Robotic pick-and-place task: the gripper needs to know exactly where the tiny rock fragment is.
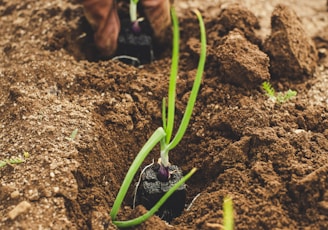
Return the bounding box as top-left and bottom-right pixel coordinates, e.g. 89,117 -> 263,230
8,201 -> 31,220
53,186 -> 60,193
263,4 -> 318,79
10,191 -> 20,199
206,222 -> 223,229
318,201 -> 328,212
27,188 -> 40,201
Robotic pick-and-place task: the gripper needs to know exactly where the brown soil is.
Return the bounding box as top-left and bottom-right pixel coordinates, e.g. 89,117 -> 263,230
1,0 -> 328,229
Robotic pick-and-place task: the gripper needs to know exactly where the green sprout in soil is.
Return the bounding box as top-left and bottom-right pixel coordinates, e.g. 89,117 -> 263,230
23,151 -> 30,159
110,7 -> 206,228
223,196 -> 234,230
262,81 -> 297,104
130,0 -> 144,33
0,156 -> 26,169
130,0 -> 139,22
65,128 -> 79,142
69,128 -> 79,140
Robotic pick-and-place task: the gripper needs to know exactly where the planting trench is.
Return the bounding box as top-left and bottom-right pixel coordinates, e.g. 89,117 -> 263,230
1,0 -> 328,229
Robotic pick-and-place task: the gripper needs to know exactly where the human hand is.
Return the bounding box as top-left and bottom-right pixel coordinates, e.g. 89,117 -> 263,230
82,0 -> 172,57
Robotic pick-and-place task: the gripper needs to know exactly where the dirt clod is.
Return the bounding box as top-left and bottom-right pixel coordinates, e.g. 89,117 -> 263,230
216,3 -> 261,45
263,4 -> 318,79
213,29 -> 270,88
8,201 -> 32,220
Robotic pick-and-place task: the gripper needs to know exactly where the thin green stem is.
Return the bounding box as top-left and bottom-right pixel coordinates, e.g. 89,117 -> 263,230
165,7 -> 179,144
110,127 -> 166,220
130,0 -> 139,22
168,9 -> 206,150
162,98 -> 167,132
160,146 -> 169,167
223,196 -> 234,230
112,168 -> 197,228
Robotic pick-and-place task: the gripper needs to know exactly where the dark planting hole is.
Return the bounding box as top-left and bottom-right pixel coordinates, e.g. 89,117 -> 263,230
67,16 -> 154,65
114,18 -> 154,66
135,163 -> 186,222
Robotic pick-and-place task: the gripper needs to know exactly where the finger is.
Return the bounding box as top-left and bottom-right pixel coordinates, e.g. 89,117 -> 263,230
141,0 -> 172,44
83,0 -> 120,56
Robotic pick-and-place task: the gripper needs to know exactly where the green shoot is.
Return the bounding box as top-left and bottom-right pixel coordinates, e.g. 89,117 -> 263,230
130,0 -> 139,22
70,128 -> 79,140
65,128 -> 79,141
276,89 -> 297,104
167,9 -> 206,150
262,81 -> 297,104
0,157 -> 25,169
110,7 -> 206,228
165,6 -> 180,145
162,98 -> 167,131
23,151 -> 30,159
223,196 -> 234,230
160,8 -> 206,167
0,160 -> 6,168
262,81 -> 275,100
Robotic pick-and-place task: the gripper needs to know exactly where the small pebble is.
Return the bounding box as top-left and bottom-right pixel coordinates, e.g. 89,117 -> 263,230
318,201 -> 328,211
8,201 -> 31,220
27,188 -> 40,201
53,187 -> 59,193
10,191 -> 20,199
293,129 -> 306,134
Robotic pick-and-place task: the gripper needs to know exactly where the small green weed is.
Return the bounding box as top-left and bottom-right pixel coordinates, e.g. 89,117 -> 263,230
65,128 -> 79,141
0,156 -> 26,169
262,81 -> 297,104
